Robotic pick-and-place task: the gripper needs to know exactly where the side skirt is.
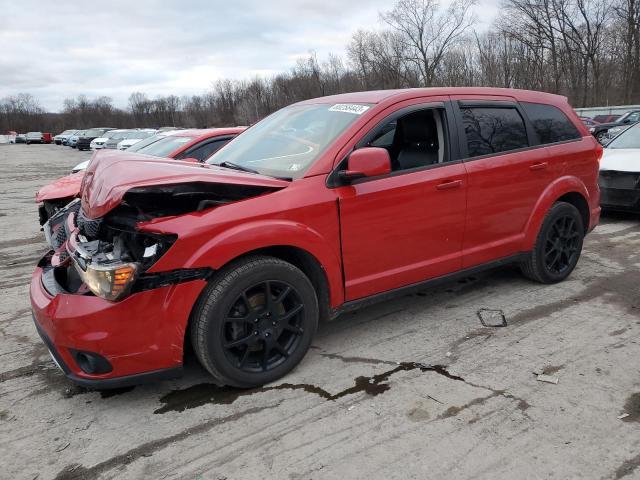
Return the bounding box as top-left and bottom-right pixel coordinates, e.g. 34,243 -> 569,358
331,252 -> 530,318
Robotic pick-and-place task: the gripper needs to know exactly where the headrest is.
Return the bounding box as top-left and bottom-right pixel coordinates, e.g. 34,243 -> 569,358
400,112 -> 437,147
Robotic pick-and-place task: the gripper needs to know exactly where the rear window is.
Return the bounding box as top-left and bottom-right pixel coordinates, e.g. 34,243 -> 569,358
461,106 -> 528,157
522,102 -> 581,144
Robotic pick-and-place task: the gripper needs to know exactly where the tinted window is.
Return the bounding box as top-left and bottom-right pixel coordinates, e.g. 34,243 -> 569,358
462,107 -> 528,157
178,139 -> 229,161
522,102 -> 581,144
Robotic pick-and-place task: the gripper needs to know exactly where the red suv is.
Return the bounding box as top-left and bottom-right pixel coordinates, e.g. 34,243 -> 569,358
30,88 -> 601,389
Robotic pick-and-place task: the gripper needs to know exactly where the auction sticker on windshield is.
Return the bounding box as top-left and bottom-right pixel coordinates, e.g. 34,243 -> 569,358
328,104 -> 370,115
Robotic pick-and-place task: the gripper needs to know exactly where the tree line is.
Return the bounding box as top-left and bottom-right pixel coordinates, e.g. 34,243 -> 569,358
2,0 -> 639,133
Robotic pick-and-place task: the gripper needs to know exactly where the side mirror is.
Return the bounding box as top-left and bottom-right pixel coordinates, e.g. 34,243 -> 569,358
339,147 -> 391,183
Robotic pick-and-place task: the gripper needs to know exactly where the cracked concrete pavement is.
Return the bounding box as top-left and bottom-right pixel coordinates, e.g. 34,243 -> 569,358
0,144 -> 639,480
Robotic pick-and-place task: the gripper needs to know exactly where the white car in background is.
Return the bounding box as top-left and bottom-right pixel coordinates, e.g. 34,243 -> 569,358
599,122 -> 640,213
54,129 -> 78,145
89,129 -> 121,150
71,130 -> 174,173
116,129 -> 157,150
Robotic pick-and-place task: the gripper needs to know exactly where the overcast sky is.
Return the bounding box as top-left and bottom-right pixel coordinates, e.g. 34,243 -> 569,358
0,0 -> 499,111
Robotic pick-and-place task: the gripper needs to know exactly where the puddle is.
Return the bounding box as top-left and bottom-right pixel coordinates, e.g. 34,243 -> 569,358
155,362 -> 463,414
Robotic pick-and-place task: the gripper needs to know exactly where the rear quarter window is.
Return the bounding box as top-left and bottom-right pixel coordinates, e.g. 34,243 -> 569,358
521,102 -> 581,144
461,106 -> 529,157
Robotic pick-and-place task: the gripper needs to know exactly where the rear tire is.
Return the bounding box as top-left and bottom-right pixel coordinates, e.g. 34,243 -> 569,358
190,255 -> 319,388
520,202 -> 584,284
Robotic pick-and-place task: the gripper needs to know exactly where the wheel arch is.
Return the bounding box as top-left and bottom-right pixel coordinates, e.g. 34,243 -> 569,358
523,176 -> 591,250
182,245 -> 333,366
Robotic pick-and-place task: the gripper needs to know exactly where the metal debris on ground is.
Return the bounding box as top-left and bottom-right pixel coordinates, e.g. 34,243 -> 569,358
536,374 -> 559,384
477,308 -> 507,327
618,413 -> 630,420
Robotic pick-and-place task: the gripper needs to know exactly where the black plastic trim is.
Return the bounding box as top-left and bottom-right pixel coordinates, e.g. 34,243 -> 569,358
132,267 -> 213,293
33,315 -> 71,375
331,253 -> 529,317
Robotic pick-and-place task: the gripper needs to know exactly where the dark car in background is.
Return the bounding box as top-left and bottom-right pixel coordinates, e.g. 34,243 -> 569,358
590,110 -> 640,143
75,128 -> 116,151
15,134 -> 26,144
593,114 -> 621,124
580,117 -> 599,128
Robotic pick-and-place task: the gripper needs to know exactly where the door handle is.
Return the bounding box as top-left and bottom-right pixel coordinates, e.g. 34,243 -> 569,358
529,162 -> 548,171
436,179 -> 462,190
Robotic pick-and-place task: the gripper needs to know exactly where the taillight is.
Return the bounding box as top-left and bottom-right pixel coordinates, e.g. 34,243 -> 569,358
595,142 -> 604,163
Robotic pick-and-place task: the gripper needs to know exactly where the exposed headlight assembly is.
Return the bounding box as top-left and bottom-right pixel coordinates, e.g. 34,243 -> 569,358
69,236 -> 139,301
74,259 -> 139,301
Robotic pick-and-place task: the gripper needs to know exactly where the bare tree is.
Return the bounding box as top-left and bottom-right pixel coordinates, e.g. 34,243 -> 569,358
380,0 -> 477,85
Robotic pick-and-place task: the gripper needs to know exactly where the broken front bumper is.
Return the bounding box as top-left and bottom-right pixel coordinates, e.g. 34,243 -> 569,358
599,171 -> 640,212
30,258 -> 207,388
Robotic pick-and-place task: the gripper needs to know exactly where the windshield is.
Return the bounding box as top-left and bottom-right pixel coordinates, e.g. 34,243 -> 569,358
136,135 -> 196,157
607,123 -> 640,149
101,130 -> 119,139
133,130 -> 155,139
109,131 -> 131,141
126,133 -> 166,153
205,103 -> 371,179
84,128 -> 107,137
616,111 -> 640,124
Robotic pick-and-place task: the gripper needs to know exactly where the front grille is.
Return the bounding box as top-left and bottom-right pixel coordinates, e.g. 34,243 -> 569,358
599,171 -> 640,190
77,208 -> 103,238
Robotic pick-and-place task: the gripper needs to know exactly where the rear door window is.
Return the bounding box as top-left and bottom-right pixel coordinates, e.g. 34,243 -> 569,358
461,106 -> 529,157
521,102 -> 581,144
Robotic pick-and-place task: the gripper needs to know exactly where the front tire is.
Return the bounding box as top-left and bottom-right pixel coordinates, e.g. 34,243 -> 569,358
191,255 -> 319,388
521,202 -> 584,284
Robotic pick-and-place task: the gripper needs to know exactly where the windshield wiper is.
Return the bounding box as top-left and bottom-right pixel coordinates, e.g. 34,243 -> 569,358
217,161 -> 260,175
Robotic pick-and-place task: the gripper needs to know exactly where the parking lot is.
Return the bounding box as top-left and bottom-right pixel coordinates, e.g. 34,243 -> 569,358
0,144 -> 639,480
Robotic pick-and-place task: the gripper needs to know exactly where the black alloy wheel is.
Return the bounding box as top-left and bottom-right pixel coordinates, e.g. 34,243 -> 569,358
543,215 -> 581,275
191,256 -> 318,388
222,280 -> 305,373
520,201 -> 584,283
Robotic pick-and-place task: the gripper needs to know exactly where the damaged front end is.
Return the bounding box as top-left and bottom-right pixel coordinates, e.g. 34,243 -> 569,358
41,179 -> 280,301
41,197 -> 202,302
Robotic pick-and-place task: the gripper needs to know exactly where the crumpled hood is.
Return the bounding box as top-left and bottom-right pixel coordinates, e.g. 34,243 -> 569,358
81,149 -> 289,218
600,149 -> 640,173
36,171 -> 84,202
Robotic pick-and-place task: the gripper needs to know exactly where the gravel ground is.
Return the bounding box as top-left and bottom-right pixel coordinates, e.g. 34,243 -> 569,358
1,144 -> 639,480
